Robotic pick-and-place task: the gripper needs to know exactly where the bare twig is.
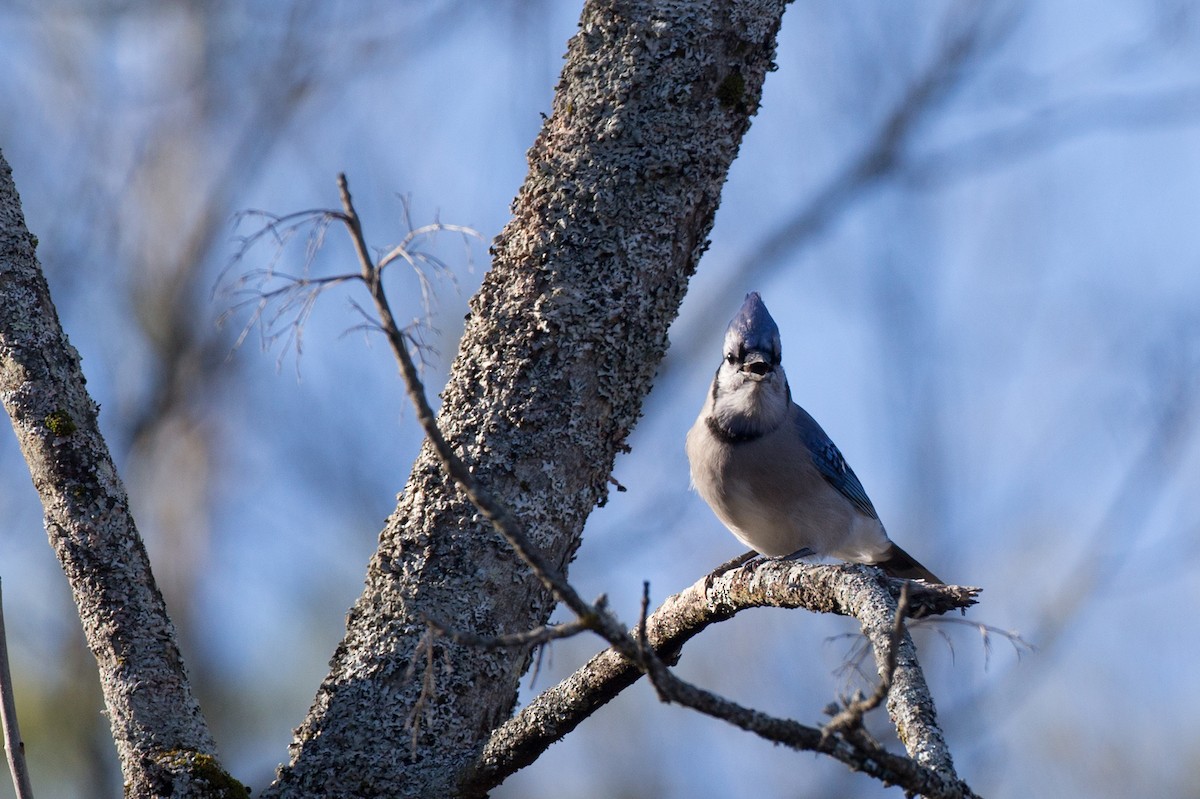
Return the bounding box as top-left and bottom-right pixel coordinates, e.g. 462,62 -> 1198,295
219,207 -> 355,368
635,582 -> 667,702
423,611 -> 600,651
405,627 -> 441,754
830,613 -> 1032,691
0,580 -> 34,799
922,616 -> 1036,670
219,191 -> 480,371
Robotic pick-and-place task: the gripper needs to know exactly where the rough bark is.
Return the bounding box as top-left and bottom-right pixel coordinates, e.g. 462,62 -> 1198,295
0,152 -> 238,797
265,1 -> 790,796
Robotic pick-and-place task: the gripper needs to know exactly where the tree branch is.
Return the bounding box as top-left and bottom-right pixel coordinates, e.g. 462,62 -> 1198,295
0,151 -> 238,797
256,171 -> 982,797
465,560 -> 979,796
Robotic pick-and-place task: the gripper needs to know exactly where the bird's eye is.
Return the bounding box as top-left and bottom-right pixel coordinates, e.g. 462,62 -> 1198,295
724,353 -> 738,365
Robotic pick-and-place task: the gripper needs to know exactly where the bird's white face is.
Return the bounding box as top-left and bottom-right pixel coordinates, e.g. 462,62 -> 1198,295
708,329 -> 791,437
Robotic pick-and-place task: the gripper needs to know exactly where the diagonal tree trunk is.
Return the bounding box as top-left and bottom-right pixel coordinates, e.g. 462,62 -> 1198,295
265,1 -> 790,796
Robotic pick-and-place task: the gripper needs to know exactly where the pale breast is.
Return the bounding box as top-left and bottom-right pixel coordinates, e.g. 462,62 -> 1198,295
687,414 -> 891,560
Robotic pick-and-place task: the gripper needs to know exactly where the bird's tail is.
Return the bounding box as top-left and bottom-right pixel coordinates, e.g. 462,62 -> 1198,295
875,543 -> 942,584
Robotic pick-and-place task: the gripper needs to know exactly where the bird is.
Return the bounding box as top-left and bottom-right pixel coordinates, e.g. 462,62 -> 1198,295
685,292 -> 942,583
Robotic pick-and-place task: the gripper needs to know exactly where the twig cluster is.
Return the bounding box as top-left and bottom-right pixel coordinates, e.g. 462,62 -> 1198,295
219,187 -> 477,371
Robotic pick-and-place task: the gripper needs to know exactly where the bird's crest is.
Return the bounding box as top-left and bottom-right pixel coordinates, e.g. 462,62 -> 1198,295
725,291 -> 781,360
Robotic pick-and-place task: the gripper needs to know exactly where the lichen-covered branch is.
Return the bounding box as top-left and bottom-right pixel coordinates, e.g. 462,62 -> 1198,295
467,560 -> 979,796
0,152 -> 237,797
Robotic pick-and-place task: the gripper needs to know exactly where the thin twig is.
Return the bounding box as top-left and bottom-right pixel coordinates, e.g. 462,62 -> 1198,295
404,627 -> 440,755
636,582 -> 668,701
0,579 -> 35,799
424,611 -> 600,651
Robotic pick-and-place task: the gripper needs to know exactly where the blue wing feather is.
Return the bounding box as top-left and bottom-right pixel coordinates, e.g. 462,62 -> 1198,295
794,405 -> 879,519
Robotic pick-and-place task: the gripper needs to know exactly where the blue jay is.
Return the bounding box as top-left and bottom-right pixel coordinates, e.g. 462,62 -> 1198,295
686,292 -> 941,583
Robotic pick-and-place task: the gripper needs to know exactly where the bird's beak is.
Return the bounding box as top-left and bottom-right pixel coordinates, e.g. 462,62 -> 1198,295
742,351 -> 772,380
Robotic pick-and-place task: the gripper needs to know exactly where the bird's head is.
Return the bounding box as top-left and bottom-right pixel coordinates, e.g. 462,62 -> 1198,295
708,292 -> 790,438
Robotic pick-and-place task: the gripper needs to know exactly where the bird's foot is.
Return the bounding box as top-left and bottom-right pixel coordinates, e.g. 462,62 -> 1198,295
704,549 -> 759,592
772,547 -> 816,562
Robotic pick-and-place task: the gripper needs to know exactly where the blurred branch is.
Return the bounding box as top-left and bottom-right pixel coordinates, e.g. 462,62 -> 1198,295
696,5 -> 1010,316
906,82 -> 1200,187
948,360 -> 1199,736
0,579 -> 35,799
680,3 -> 1200,354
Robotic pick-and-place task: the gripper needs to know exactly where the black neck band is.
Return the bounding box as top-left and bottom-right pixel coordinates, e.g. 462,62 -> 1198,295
705,416 -> 763,445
